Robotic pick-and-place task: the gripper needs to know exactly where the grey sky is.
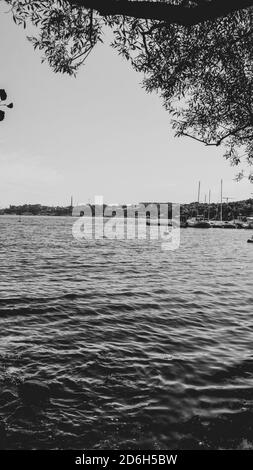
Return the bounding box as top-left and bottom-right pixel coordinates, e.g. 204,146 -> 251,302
0,5 -> 252,207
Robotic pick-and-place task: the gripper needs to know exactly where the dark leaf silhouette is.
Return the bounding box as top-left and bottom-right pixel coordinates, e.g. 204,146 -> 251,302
0,110 -> 5,121
0,89 -> 7,101
7,103 -> 14,109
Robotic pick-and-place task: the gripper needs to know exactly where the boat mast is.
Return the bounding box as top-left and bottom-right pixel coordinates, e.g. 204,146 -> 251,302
197,181 -> 200,218
208,189 -> 211,221
220,179 -> 223,222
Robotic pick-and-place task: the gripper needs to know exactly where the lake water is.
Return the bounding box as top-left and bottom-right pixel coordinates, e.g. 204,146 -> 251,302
0,216 -> 253,449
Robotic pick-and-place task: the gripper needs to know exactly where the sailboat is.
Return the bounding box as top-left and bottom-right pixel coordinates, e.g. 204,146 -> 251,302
210,180 -> 236,228
187,182 -> 211,228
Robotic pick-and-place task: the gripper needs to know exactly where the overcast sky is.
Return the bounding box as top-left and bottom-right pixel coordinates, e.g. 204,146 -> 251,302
0,5 -> 252,207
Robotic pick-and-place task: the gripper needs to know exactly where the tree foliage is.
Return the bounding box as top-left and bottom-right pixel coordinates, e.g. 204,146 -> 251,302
4,1 -> 253,180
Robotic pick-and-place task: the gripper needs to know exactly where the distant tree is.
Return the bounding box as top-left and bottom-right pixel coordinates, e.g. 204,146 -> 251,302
3,1 -> 253,180
0,89 -> 13,121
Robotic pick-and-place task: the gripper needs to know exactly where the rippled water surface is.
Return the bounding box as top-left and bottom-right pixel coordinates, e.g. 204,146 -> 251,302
0,216 -> 253,449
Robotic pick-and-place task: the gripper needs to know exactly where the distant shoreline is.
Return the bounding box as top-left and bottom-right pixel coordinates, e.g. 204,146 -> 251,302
0,198 -> 253,221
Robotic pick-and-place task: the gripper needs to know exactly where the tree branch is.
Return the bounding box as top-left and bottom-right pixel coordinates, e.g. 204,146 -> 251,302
181,123 -> 252,146
181,132 -> 219,146
69,0 -> 253,25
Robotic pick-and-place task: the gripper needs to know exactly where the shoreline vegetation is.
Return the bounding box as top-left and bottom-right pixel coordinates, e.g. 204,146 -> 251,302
0,198 -> 253,222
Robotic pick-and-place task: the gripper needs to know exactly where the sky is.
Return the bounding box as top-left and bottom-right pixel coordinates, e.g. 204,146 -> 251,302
0,4 -> 252,207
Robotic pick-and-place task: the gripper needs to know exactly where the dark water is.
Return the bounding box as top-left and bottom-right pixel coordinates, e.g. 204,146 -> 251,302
0,216 -> 253,449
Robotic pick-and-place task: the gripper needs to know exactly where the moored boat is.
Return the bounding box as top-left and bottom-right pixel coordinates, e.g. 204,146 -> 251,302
180,221 -> 188,228
246,217 -> 253,229
210,220 -> 224,228
187,217 -> 211,228
223,221 -> 236,229
146,219 -> 172,226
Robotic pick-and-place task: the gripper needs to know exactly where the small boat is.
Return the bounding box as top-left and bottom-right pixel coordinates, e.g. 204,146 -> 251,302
247,238 -> 253,243
246,217 -> 253,229
223,222 -> 236,229
210,220 -> 224,228
180,221 -> 188,228
210,221 -> 236,229
187,217 -> 211,228
146,219 -> 172,227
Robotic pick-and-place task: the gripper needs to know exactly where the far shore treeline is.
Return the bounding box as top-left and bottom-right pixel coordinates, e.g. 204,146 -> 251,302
1,199 -> 253,221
